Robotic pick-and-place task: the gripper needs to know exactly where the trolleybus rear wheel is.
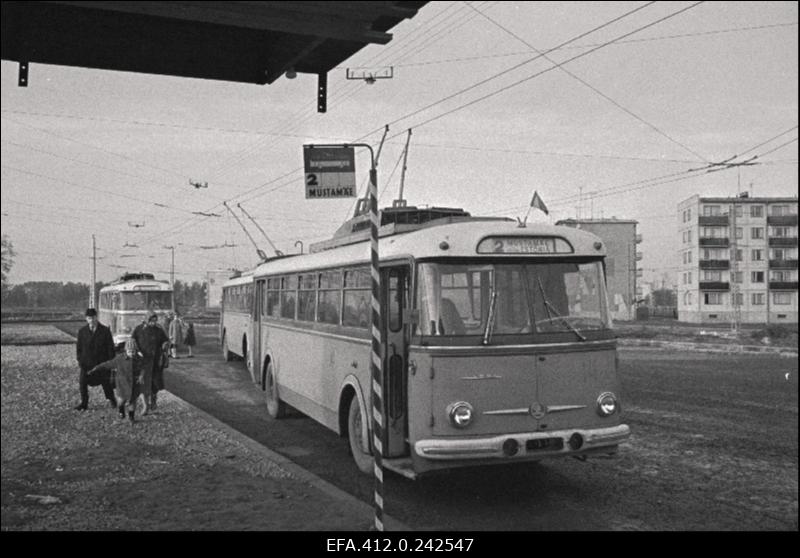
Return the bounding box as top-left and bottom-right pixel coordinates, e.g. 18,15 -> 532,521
347,396 -> 374,474
265,362 -> 287,419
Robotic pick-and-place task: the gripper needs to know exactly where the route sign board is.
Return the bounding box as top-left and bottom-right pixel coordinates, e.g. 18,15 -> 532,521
303,145 -> 357,199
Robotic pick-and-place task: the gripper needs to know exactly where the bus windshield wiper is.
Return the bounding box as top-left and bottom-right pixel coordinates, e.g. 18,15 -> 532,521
482,289 -> 498,345
536,277 -> 586,341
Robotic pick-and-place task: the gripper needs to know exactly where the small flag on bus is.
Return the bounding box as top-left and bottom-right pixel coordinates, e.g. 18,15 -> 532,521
530,191 -> 549,215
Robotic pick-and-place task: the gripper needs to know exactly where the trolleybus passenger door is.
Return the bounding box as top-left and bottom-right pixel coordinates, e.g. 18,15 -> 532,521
382,266 -> 410,457
252,279 -> 264,385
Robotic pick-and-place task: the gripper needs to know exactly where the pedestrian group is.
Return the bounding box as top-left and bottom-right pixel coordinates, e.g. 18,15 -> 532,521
75,307 -> 194,423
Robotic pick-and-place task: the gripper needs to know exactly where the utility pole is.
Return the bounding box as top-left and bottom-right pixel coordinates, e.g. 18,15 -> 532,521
164,245 -> 175,310
90,234 -> 97,309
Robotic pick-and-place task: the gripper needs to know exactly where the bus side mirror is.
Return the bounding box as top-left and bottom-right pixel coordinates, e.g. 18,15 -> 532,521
405,308 -> 419,326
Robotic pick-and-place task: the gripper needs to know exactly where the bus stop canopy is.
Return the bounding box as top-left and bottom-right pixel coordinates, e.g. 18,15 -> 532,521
1,1 -> 427,109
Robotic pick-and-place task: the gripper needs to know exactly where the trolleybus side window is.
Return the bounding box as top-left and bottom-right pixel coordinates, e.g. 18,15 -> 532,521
266,278 -> 280,317
342,267 -> 370,328
297,274 -> 317,322
388,268 -> 407,333
280,276 -> 297,319
318,270 -> 343,325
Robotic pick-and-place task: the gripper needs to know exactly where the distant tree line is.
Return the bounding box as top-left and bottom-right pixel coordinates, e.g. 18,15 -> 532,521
2,279 -> 208,312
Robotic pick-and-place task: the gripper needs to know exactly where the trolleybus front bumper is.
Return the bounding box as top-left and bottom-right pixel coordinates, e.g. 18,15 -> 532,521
414,424 -> 630,461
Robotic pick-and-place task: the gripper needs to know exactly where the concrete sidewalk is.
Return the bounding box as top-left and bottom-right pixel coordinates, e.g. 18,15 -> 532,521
168,393 -> 410,531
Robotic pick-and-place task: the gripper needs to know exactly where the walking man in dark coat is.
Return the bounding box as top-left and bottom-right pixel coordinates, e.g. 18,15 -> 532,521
132,310 -> 169,414
75,307 -> 117,410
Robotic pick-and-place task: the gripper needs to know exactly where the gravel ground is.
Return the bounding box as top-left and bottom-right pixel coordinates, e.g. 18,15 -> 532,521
1,343 -> 373,531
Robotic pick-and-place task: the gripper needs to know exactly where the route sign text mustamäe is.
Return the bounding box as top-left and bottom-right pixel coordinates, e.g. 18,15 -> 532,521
303,145 -> 357,199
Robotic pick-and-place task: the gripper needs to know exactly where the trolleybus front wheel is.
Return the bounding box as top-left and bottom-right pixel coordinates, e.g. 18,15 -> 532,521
265,362 -> 287,419
347,396 -> 374,474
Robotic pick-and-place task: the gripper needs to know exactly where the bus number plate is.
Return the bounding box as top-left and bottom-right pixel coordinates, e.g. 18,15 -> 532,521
526,438 -> 563,451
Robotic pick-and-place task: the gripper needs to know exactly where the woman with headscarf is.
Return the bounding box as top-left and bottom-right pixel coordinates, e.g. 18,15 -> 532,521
87,337 -> 144,423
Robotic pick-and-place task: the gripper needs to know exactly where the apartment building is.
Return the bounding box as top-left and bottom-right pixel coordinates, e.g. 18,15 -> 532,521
556,218 -> 641,321
677,194 -> 798,324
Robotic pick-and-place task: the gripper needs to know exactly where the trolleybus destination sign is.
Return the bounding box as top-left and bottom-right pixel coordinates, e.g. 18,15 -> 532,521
303,145 -> 357,199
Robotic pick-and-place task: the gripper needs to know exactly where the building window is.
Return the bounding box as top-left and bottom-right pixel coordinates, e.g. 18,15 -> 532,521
734,205 -> 743,217
687,250 -> 692,263
703,270 -> 722,281
750,205 -> 763,218
733,249 -> 743,261
687,208 -> 691,221
751,271 -> 764,283
771,271 -> 792,282
688,272 -> 692,283
702,227 -> 726,238
751,249 -> 763,261
688,230 -> 692,243
704,292 -> 723,305
732,271 -> 743,283
751,227 -> 764,239
735,227 -> 743,239
770,226 -> 794,238
770,205 -> 791,216
771,248 -> 794,260
684,291 -> 692,305
733,292 -> 744,306
703,205 -> 721,216
752,293 -> 765,305
773,292 -> 792,305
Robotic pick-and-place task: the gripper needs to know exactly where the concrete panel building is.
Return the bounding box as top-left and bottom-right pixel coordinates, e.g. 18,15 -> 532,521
677,194 -> 798,324
556,218 -> 641,321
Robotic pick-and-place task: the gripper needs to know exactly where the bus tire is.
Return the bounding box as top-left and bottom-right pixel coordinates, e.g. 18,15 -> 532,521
265,362 -> 287,419
347,396 -> 374,475
221,332 -> 233,362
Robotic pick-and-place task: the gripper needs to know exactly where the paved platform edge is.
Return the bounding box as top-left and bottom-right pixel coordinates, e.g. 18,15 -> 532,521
166,392 -> 411,532
618,338 -> 798,357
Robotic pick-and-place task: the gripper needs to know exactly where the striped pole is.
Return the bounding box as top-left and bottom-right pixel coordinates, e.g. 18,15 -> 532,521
368,162 -> 384,532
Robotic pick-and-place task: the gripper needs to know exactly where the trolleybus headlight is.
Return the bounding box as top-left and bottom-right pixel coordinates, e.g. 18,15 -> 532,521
596,392 -> 618,416
447,401 -> 474,428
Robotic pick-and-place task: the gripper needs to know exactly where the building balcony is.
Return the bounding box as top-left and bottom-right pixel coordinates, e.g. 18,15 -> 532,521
698,215 -> 729,226
635,252 -> 643,261
769,259 -> 799,269
768,237 -> 798,247
767,215 -> 798,226
699,259 -> 730,270
699,237 -> 729,247
699,281 -> 730,291
769,281 -> 798,291
635,233 -> 643,244
635,269 -> 644,278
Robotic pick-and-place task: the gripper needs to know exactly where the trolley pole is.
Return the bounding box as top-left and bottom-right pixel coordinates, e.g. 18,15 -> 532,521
90,234 -> 96,309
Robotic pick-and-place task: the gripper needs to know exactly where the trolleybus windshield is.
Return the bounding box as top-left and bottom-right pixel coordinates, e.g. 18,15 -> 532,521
120,291 -> 173,311
415,260 -> 609,339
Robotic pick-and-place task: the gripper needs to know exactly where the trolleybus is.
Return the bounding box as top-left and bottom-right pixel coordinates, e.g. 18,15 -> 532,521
98,273 -> 173,348
241,207 -> 629,478
220,270 -> 254,364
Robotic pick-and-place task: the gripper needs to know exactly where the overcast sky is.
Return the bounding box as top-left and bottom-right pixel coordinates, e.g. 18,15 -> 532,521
1,1 -> 797,287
